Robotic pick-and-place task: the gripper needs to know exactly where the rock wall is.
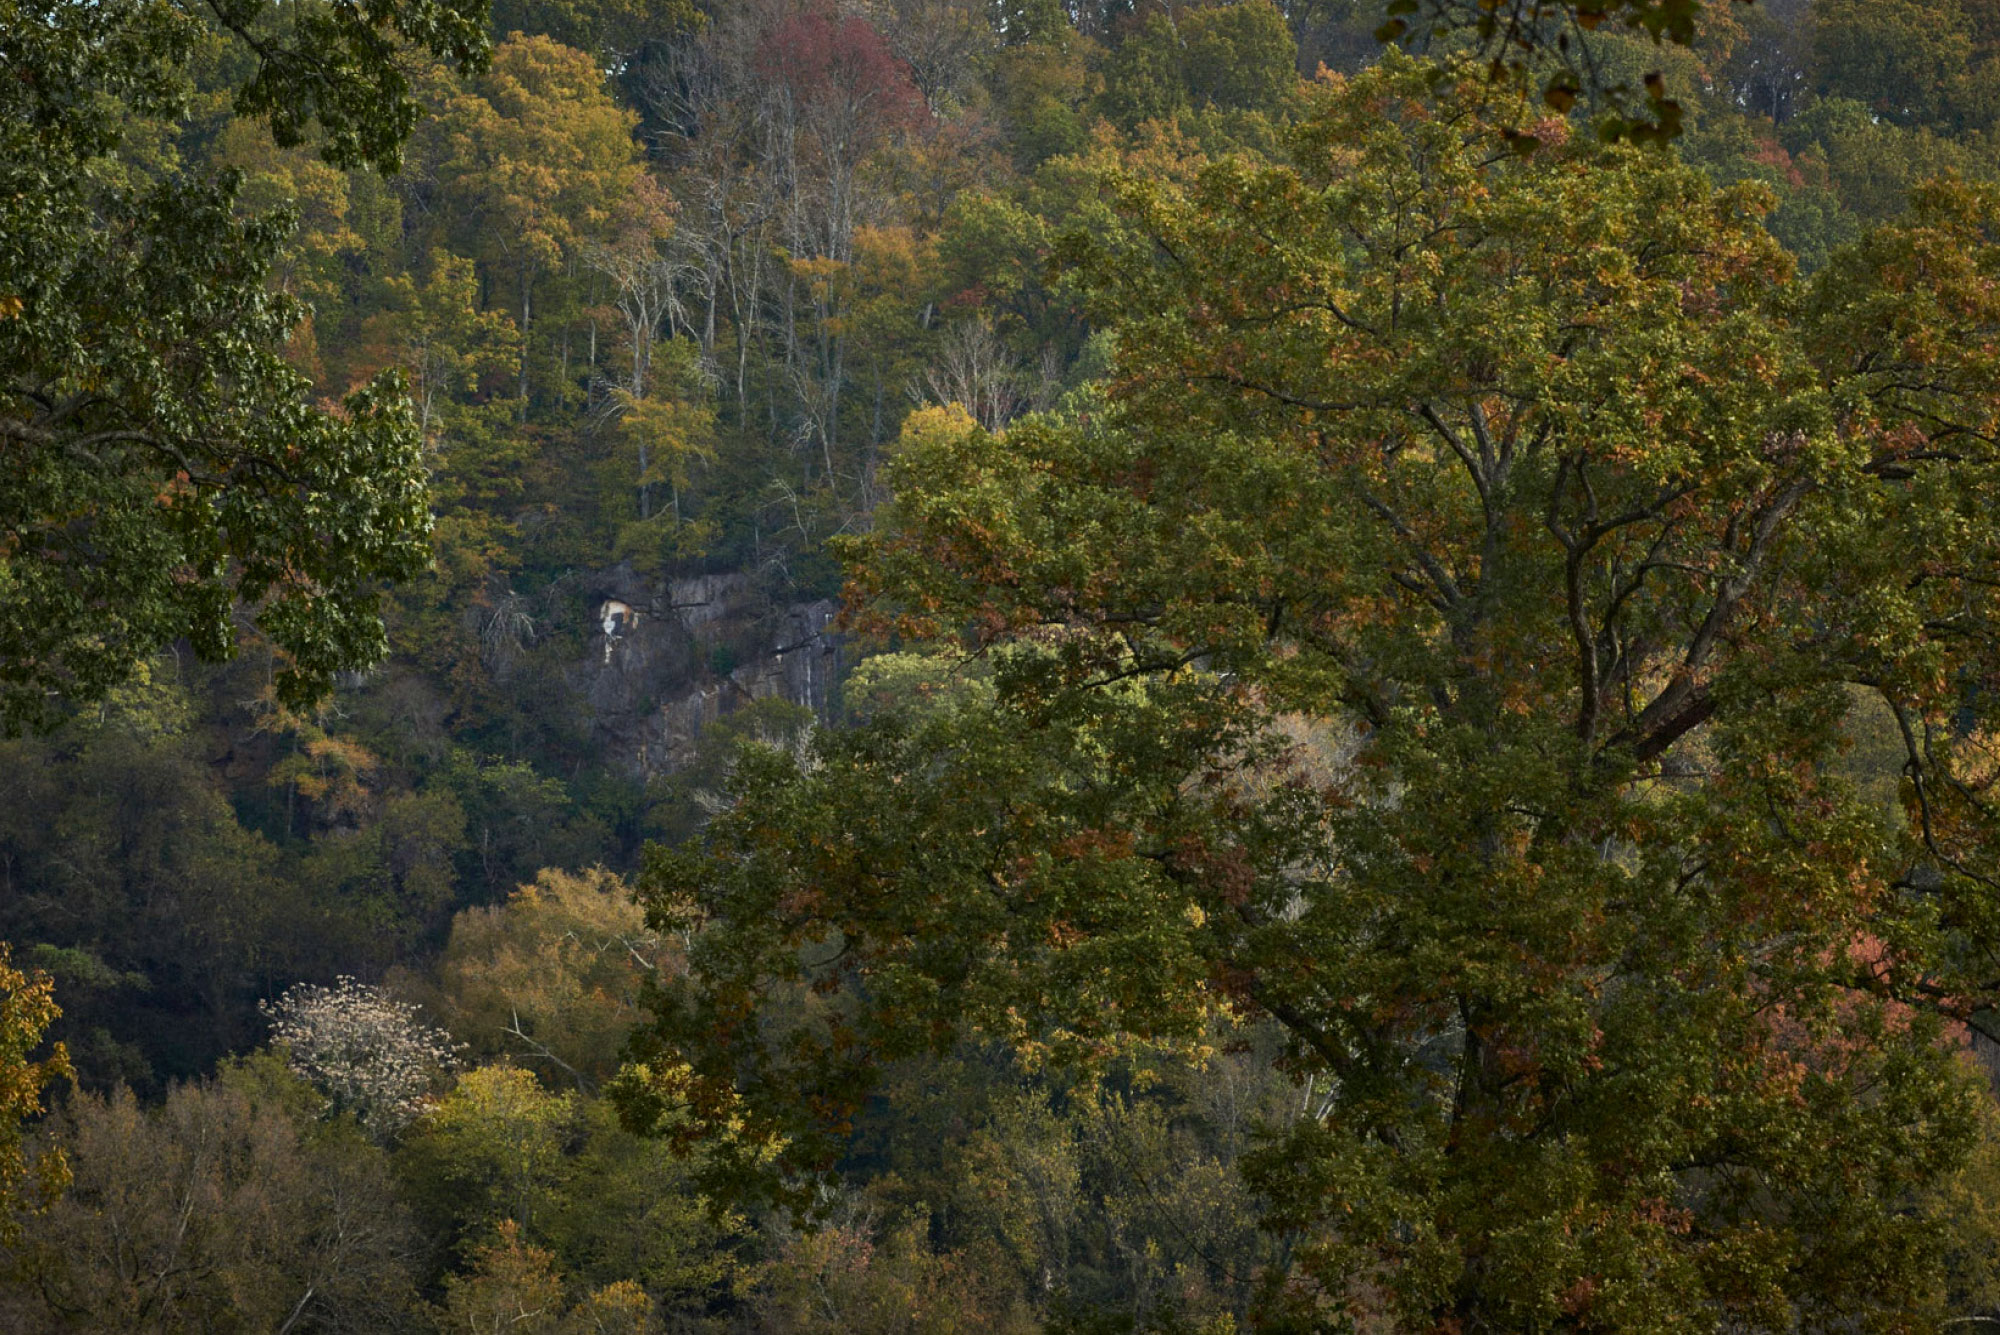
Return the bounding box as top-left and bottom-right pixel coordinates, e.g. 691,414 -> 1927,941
569,565 -> 841,778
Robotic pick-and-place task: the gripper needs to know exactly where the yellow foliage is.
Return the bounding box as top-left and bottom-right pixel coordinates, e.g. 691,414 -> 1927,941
435,868 -> 674,1088
0,943 -> 71,1243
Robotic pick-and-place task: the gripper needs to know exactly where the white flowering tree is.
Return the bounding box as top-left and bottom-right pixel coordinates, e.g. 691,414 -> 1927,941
262,977 -> 460,1136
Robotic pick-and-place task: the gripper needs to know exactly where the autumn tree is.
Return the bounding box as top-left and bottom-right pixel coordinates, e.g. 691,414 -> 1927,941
580,172 -> 722,541
208,118 -> 389,385
631,0 -> 970,527
433,34 -> 647,409
609,373 -> 718,552
434,1220 -> 663,1335
756,3 -> 927,265
435,1221 -> 570,1335
749,1208 -> 1037,1335
584,174 -> 684,400
432,868 -> 674,1091
355,254 -> 520,456
398,1062 -> 744,1305
756,4 -> 927,478
0,950 -> 67,1245
625,55 -> 2000,1328
869,0 -> 993,115
398,1064 -> 574,1258
0,1059 -> 423,1332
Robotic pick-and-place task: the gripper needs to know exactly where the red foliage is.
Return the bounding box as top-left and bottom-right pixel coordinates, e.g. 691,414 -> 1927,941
1748,137 -> 1807,190
755,4 -> 927,143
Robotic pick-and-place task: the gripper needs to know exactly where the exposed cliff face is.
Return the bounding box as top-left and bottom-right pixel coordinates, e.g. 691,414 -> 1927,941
570,566 -> 840,778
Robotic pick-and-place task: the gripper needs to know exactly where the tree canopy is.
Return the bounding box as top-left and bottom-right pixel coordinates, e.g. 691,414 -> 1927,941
0,0 -> 490,729
625,53 -> 2000,1327
11,1 -> 2000,1329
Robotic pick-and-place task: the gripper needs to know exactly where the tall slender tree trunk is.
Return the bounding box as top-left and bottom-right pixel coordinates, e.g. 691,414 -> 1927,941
823,336 -> 842,484
518,267 -> 532,418
872,371 -> 884,450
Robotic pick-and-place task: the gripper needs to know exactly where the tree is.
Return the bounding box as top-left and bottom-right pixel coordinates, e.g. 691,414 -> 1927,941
609,374 -> 718,552
489,0 -> 699,67
0,949 -> 68,1245
1098,0 -> 1299,129
1809,0 -> 1977,128
869,0 -> 993,115
432,868 -> 674,1091
355,254 -> 521,456
399,1065 -> 577,1252
210,117 -> 382,383
399,1061 -> 746,1310
755,3 -> 928,480
0,666 -> 320,1091
0,0 -> 491,729
434,1220 -> 665,1335
0,1059 -> 424,1333
1379,0 -> 1722,141
435,1220 -> 568,1335
584,175 -> 684,401
1098,11 -> 1188,129
1383,0 -> 1985,143
581,173 -> 717,537
749,1208 -> 1036,1335
625,55 -> 2000,1327
432,34 -> 647,409
925,325 -> 1028,432
1180,0 -> 1300,118
1777,95 -> 1994,225
986,27 -> 1097,167
537,1095 -> 748,1307
1719,0 -> 1811,122
264,977 -> 461,1136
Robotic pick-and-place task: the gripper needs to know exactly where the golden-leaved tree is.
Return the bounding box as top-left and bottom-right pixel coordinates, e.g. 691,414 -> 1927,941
0,950 -> 67,1242
433,34 -> 648,407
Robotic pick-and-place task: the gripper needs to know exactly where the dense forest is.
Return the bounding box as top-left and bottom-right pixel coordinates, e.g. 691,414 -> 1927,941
8,0 -> 2000,1328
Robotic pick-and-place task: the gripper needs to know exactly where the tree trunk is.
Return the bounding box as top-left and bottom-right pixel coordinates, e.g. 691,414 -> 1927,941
517,267 -> 532,418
